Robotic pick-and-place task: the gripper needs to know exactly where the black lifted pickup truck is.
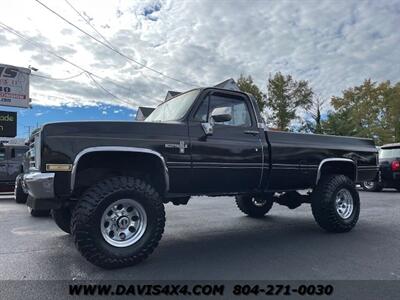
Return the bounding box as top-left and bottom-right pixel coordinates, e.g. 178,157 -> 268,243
23,87 -> 378,268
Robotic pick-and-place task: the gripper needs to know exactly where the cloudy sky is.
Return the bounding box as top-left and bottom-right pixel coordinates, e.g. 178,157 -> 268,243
1,0 -> 399,136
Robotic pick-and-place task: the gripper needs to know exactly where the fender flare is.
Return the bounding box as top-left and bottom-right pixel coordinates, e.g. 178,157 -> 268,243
70,146 -> 169,193
316,158 -> 357,185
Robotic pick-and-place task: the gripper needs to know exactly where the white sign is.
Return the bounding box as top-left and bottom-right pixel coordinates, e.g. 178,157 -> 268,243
0,64 -> 31,108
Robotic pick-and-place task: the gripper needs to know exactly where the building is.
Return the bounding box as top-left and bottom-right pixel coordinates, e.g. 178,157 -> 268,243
164,90 -> 181,101
135,106 -> 155,121
213,78 -> 241,91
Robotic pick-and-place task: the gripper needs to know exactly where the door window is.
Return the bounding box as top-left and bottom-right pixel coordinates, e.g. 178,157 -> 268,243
13,148 -> 27,160
194,93 -> 252,127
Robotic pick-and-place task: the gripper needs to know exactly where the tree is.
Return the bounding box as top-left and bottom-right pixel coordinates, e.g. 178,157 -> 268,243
266,72 -> 313,131
384,82 -> 400,142
325,79 -> 399,145
300,95 -> 326,134
237,74 -> 266,113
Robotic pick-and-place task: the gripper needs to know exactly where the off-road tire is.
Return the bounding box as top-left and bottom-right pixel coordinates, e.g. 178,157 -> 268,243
361,181 -> 383,192
52,208 -> 72,234
15,176 -> 28,204
235,194 -> 274,218
71,176 -> 165,269
312,175 -> 360,233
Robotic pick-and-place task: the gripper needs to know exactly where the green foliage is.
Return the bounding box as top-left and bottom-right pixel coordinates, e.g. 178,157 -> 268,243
300,96 -> 326,134
237,74 -> 266,113
267,72 -> 313,131
237,71 -> 399,144
323,79 -> 400,144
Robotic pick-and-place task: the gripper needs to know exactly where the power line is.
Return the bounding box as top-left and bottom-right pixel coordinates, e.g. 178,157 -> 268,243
85,72 -> 134,106
64,0 -> 113,49
31,71 -> 85,81
32,70 -> 149,104
0,21 -> 142,105
0,22 -> 125,91
34,0 -> 200,88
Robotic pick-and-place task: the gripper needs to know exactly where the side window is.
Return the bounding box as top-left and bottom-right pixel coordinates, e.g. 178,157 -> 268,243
209,94 -> 252,127
14,149 -> 26,160
193,97 -> 209,122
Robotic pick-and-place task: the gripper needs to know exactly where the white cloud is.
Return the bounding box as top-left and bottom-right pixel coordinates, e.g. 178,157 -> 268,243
0,0 -> 399,112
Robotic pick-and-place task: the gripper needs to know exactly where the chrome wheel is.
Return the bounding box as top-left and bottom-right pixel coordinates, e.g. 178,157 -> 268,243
100,199 -> 147,247
252,197 -> 267,207
335,188 -> 354,219
363,181 -> 375,189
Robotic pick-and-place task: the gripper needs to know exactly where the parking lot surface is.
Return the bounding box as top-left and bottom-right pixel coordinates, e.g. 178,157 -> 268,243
0,190 -> 399,280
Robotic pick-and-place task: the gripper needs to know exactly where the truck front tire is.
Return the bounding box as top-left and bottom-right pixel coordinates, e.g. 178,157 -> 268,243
312,175 -> 360,233
235,194 -> 274,218
71,176 -> 165,269
52,208 -> 72,234
15,176 -> 28,204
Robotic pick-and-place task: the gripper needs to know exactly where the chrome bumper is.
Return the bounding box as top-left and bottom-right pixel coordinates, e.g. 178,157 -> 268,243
23,172 -> 55,199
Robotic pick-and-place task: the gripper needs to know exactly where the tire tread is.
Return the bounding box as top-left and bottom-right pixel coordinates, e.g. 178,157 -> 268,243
71,176 -> 165,269
311,175 -> 360,233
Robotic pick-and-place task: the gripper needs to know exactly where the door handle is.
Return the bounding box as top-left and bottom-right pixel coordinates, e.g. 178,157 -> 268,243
244,130 -> 259,135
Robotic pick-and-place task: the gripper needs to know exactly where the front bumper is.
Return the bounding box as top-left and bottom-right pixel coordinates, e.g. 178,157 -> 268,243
24,172 -> 55,199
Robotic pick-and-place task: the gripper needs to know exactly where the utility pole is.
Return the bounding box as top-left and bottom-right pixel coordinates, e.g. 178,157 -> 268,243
24,125 -> 31,137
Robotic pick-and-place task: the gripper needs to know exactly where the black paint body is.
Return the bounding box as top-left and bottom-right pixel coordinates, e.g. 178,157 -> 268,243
35,88 -> 378,199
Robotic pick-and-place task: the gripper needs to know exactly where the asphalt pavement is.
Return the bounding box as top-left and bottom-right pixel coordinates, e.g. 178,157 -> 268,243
0,190 -> 399,281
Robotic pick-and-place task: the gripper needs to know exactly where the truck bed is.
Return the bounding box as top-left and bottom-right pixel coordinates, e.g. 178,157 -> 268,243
265,130 -> 378,190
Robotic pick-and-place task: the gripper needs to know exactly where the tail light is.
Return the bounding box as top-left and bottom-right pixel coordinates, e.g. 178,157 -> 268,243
392,160 -> 400,172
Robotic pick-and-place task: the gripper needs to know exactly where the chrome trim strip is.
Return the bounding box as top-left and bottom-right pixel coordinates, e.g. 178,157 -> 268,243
259,136 -> 265,188
193,162 -> 262,166
70,146 -> 169,193
316,158 -> 356,185
357,166 -> 379,170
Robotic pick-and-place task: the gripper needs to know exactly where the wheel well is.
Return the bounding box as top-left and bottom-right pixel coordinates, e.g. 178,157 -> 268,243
317,161 -> 356,184
72,151 -> 167,197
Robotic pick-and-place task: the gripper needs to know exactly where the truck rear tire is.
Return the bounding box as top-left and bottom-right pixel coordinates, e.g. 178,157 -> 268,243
52,208 -> 72,234
15,176 -> 28,204
361,181 -> 382,192
235,194 -> 274,218
71,176 -> 165,269
312,175 -> 360,233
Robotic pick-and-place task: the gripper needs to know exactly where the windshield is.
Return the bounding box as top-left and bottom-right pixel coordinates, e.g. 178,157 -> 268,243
146,90 -> 200,122
380,148 -> 400,159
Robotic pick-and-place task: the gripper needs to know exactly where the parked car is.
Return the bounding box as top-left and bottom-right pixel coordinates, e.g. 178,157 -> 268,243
13,134 -> 50,217
0,142 -> 28,192
14,150 -> 29,204
361,143 -> 400,192
22,87 -> 378,268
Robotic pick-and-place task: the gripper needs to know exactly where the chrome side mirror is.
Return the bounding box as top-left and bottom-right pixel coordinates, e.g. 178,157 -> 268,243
201,121 -> 214,136
210,107 -> 232,123
201,107 -> 232,136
